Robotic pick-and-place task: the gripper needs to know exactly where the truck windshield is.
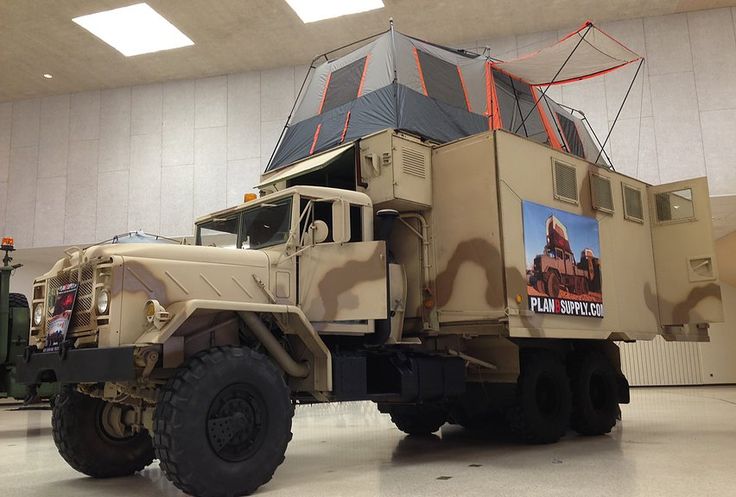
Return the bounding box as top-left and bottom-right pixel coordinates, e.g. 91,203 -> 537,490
197,217 -> 239,249
242,198 -> 292,249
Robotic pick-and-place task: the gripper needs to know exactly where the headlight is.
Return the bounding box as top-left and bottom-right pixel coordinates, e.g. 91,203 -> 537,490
33,304 -> 44,326
96,290 -> 110,315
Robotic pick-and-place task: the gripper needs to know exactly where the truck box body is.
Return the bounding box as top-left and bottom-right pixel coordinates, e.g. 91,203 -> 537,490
269,128 -> 723,343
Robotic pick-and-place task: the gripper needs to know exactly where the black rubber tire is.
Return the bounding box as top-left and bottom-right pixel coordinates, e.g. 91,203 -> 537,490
546,272 -> 561,298
9,292 -> 28,308
507,351 -> 571,444
154,346 -> 293,497
387,404 -> 447,436
569,351 -> 620,436
51,386 -> 155,478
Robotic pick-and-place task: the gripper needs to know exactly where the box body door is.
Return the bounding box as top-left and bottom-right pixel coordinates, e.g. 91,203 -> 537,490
648,177 -> 723,325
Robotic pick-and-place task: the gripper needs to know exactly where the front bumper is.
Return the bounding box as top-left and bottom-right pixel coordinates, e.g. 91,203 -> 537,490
16,346 -> 138,384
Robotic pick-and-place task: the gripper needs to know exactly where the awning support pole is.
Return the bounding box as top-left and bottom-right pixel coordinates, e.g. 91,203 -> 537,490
390,18 -> 400,129
513,23 -> 593,135
594,58 -> 644,165
543,97 -> 568,152
581,114 -> 614,168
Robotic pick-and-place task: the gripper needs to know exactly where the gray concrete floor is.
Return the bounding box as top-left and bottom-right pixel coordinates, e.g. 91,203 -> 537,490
3,386 -> 736,497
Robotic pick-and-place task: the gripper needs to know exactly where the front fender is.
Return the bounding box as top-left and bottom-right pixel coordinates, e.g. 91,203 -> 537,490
136,299 -> 332,392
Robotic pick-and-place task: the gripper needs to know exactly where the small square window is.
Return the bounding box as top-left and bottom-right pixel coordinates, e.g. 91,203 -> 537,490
622,183 -> 644,223
655,188 -> 695,223
552,160 -> 578,205
590,173 -> 614,214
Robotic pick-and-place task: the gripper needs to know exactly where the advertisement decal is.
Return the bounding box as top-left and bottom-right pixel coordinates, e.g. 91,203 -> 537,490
45,283 -> 78,351
523,201 -> 603,318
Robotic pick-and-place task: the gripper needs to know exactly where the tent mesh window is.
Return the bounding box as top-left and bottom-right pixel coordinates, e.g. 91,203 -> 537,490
493,71 -> 548,144
622,184 -> 644,223
590,173 -> 614,213
555,112 -> 585,157
322,57 -> 367,113
416,50 -> 468,110
552,160 -> 578,204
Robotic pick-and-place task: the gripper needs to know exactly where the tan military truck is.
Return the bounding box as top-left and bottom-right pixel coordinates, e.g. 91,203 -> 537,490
17,25 -> 723,497
18,128 -> 722,497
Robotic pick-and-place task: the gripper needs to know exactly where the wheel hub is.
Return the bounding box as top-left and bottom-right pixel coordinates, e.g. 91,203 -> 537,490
207,384 -> 266,462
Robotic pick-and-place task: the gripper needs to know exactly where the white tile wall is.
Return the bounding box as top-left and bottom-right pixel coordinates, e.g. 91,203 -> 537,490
3,8 -> 736,247
195,76 -> 227,129
0,103 -> 13,183
162,80 -> 194,167
38,95 -> 70,179
227,72 -> 260,161
7,146 -> 38,247
128,133 -> 162,233
160,164 -> 194,236
69,91 -> 100,141
98,88 -> 131,173
131,84 -> 163,136
193,126 -> 227,218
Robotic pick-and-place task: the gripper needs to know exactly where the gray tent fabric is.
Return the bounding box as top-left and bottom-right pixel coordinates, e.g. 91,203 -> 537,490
266,25 -> 637,172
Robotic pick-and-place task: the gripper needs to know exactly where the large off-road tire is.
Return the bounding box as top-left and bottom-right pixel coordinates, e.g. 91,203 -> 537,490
154,346 -> 293,497
545,271 -> 561,298
569,351 -> 619,436
386,403 -> 447,436
51,386 -> 155,478
507,351 -> 571,444
9,292 -> 28,308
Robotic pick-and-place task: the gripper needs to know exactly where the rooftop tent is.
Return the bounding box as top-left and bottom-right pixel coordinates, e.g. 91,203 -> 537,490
266,29 -> 491,172
265,22 -> 642,173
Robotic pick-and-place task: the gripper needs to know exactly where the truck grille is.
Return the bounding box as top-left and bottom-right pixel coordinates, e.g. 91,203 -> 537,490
46,262 -> 96,335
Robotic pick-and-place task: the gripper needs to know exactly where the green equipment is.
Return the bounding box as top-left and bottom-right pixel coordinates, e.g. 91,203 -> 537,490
0,237 -> 56,401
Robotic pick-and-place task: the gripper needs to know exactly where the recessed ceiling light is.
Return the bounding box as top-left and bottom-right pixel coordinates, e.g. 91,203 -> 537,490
72,3 -> 194,57
42,73 -> 53,79
285,0 -> 384,23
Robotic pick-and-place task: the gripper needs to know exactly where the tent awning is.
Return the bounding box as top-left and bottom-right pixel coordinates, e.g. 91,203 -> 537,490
258,142 -> 355,188
492,21 -> 642,86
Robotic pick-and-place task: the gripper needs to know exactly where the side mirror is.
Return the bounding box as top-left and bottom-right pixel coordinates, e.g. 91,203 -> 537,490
331,200 -> 351,243
309,220 -> 329,244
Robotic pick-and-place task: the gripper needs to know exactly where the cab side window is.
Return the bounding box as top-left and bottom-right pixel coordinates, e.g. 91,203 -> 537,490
349,205 -> 363,242
300,199 -> 334,243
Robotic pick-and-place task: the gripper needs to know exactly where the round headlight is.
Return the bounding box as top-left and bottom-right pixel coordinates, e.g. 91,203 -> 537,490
96,290 -> 110,315
33,304 -> 44,326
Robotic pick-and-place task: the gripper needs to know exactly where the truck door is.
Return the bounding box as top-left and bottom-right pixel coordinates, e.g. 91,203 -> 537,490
648,177 -> 723,325
298,199 -> 388,323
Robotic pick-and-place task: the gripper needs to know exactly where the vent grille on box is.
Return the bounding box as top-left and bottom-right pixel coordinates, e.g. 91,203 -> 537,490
402,148 -> 426,178
590,173 -> 614,213
553,160 -> 578,204
623,184 -> 644,222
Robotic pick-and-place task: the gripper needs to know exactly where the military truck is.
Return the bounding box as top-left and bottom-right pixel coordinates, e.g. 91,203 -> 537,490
529,215 -> 602,297
16,25 -> 724,497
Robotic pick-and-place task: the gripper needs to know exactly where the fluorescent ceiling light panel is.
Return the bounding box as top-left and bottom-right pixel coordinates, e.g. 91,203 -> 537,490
285,0 -> 384,23
72,3 -> 194,57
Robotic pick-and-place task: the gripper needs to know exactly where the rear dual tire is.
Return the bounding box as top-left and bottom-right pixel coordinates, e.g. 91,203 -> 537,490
507,351 -> 571,444
507,349 -> 620,443
569,352 -> 620,436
